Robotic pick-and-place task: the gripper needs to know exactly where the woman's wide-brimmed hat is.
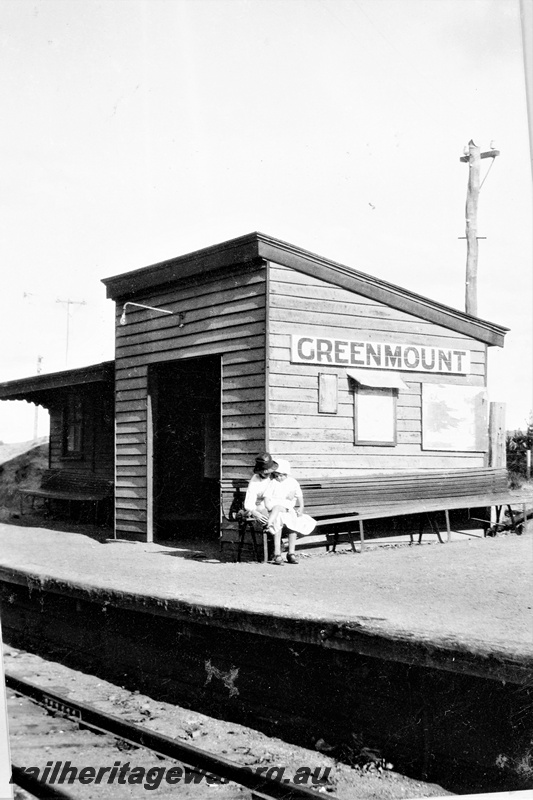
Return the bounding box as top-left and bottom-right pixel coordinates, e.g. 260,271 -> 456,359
253,452 -> 278,473
273,458 -> 291,476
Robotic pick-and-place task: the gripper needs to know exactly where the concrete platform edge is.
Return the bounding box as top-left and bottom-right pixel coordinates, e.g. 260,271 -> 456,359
1,564 -> 531,686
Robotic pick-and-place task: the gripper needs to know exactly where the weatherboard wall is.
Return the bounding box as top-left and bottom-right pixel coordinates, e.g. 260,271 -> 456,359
113,264 -> 267,539
266,262 -> 487,476
48,388 -> 114,478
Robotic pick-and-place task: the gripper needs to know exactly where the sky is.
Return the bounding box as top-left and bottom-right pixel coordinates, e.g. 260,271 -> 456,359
0,0 -> 531,443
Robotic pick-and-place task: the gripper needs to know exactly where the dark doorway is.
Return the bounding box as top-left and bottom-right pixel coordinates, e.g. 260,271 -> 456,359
150,356 -> 221,540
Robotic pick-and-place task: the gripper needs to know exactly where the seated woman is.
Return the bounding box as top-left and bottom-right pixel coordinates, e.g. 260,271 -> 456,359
243,452 -> 278,527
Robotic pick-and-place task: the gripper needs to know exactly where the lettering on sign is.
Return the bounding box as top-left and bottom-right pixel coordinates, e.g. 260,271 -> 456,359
291,336 -> 470,374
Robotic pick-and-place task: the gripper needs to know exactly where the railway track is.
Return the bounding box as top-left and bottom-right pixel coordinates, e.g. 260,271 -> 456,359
6,672 -> 331,799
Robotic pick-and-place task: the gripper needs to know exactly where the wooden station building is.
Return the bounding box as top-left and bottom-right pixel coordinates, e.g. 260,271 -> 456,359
0,233 -> 508,542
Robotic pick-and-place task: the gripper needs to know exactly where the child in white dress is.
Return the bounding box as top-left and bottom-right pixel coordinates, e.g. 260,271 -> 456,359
263,459 -> 304,564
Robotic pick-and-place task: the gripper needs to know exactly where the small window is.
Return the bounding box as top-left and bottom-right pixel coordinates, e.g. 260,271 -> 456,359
63,394 -> 84,457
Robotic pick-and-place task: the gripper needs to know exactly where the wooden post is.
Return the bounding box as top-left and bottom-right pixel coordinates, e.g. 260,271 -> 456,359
465,140 -> 480,316
489,402 -> 506,468
146,391 -> 154,544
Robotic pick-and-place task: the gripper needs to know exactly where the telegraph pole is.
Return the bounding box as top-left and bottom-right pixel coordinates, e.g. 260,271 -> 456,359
459,140 -> 499,316
56,298 -> 86,367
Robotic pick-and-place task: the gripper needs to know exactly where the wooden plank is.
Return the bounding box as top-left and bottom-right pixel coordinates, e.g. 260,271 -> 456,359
116,324 -> 266,360
268,413 -> 350,429
222,401 -> 265,416
114,422 -> 147,435
114,376 -> 148,392
115,399 -> 147,413
116,443 -> 147,456
116,294 -> 266,335
269,428 -> 353,442
221,387 -> 265,404
111,465 -> 146,477
115,497 -> 147,511
489,402 -> 506,468
116,337 -> 264,371
114,509 -> 148,522
113,476 -> 147,489
117,305 -> 265,345
115,486 -> 148,500
223,347 -> 265,365
222,441 -> 268,454
222,414 -> 265,429
269,306 -> 472,341
238,454 -> 485,471
223,372 -> 265,390
270,290 -> 417,319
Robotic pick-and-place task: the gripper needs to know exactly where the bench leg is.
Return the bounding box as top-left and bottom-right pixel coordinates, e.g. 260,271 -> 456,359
416,515 -> 424,545
248,526 -> 261,562
237,524 -> 246,563
444,510 -> 450,543
428,512 -> 444,544
347,530 -> 356,553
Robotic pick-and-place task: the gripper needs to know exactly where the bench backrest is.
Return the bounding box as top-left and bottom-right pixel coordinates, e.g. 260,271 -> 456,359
221,468 -> 508,519
41,469 -> 114,497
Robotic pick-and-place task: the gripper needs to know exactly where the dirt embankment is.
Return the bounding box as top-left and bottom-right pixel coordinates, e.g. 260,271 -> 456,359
0,439 -> 49,521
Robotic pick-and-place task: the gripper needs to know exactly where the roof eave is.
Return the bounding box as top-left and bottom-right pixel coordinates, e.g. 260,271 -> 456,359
102,232 -> 263,300
0,361 -> 115,402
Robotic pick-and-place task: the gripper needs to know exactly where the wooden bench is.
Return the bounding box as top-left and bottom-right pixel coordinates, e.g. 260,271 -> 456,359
19,469 -> 114,526
221,468 -> 531,561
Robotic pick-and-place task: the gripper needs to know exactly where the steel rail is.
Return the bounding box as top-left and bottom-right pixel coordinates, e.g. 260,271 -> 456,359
6,672 -> 330,800
12,763 -> 76,800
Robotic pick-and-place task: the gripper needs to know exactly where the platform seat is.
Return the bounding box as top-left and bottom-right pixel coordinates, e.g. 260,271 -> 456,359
19,469 -> 113,525
221,468 -> 530,560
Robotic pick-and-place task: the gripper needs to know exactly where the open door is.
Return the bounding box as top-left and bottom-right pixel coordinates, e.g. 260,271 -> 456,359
150,356 -> 221,540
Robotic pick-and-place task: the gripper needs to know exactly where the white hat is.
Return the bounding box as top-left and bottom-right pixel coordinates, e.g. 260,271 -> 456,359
288,514 -> 317,537
274,458 -> 291,475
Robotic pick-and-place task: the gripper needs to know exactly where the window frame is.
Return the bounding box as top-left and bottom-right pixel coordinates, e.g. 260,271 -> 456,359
62,393 -> 84,459
354,384 -> 398,447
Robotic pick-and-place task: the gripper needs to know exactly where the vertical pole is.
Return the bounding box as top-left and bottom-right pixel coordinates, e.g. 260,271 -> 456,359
465,140 -> 481,316
488,402 -> 506,468
146,390 -> 154,544
526,449 -> 531,481
56,298 -> 86,368
33,355 -> 43,440
0,619 -> 14,800
489,402 -> 506,531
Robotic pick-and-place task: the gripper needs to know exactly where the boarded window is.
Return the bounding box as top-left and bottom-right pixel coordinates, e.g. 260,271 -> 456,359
318,373 -> 338,413
348,369 -> 404,447
355,386 -> 397,445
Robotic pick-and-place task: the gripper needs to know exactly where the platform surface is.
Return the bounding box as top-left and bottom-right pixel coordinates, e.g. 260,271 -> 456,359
0,522 -> 532,681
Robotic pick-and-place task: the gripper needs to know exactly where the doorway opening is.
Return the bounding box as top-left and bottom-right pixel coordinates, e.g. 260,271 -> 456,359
149,356 -> 221,541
